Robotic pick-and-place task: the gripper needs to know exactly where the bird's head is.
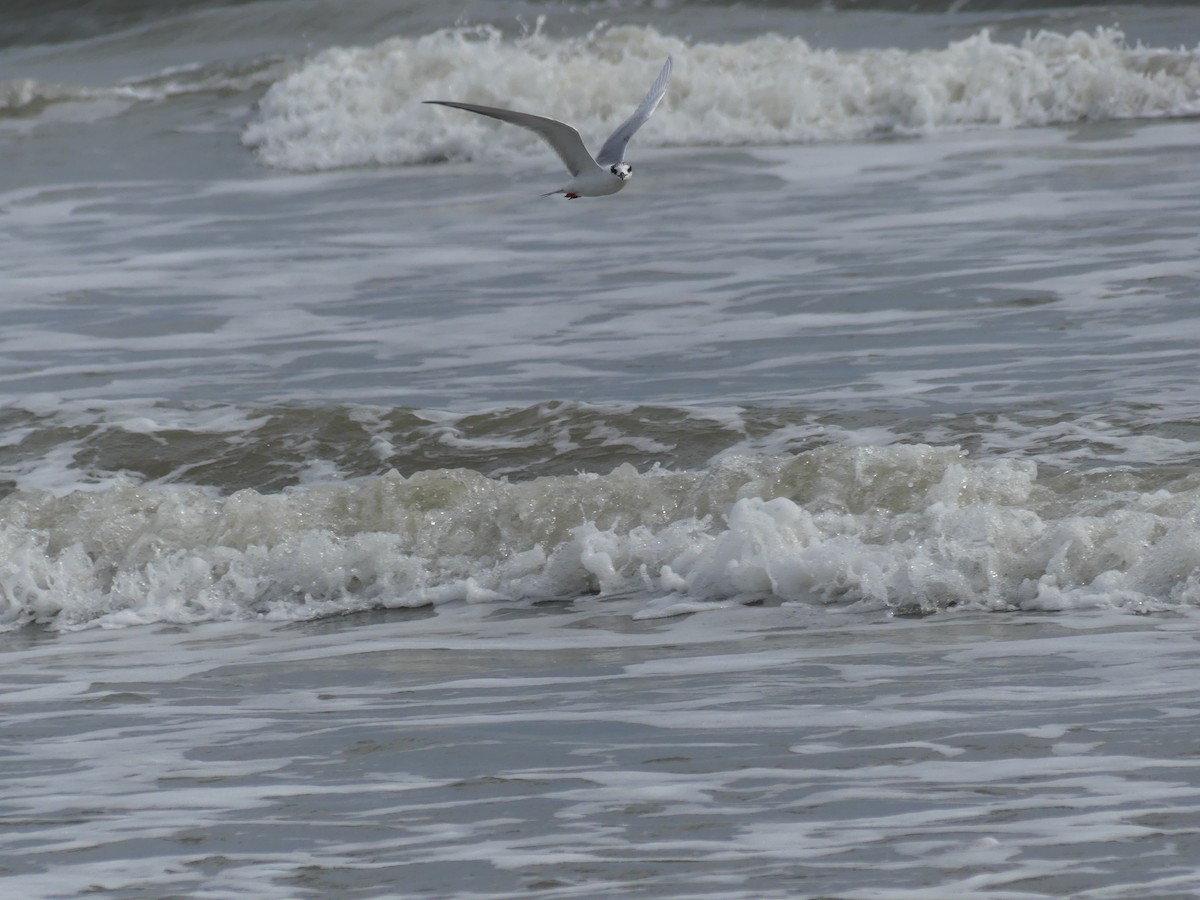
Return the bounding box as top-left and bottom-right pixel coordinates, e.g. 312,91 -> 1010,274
610,163 -> 632,181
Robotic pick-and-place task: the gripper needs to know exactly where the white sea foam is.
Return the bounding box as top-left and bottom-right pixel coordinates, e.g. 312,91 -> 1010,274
244,24 -> 1200,170
4,442 -> 1200,631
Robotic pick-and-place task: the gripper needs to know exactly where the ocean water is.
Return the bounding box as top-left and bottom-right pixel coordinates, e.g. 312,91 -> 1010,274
4,0 -> 1200,895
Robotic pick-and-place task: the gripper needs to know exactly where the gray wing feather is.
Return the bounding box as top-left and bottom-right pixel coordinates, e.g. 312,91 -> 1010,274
595,57 -> 673,167
423,101 -> 598,177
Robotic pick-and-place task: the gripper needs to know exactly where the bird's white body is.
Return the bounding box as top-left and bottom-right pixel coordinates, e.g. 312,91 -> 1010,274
425,58 -> 672,198
558,162 -> 632,199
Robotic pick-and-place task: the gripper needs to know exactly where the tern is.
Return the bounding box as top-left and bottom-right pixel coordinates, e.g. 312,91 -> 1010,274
424,57 -> 673,198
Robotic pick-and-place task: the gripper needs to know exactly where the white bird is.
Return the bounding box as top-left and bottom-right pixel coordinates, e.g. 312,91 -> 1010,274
424,57 -> 673,198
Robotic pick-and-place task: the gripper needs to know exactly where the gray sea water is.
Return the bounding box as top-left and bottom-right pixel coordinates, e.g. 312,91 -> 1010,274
5,0 -> 1200,896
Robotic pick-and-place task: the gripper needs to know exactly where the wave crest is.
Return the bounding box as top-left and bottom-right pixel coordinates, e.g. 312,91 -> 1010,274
243,24 -> 1200,170
4,444 -> 1200,630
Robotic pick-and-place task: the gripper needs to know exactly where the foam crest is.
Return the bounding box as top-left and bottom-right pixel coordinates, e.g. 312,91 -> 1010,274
0,59 -> 282,127
244,24 -> 1200,170
0,79 -> 73,115
4,444 -> 1200,631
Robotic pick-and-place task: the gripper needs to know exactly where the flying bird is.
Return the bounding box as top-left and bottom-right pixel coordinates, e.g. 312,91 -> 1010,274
424,57 -> 673,198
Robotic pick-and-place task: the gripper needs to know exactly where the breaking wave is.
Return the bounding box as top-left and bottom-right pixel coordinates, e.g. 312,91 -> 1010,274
4,442 -> 1200,631
243,24 -> 1200,170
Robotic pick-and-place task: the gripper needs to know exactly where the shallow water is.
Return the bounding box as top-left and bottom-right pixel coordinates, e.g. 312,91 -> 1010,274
6,604 -> 1200,897
4,0 -> 1200,896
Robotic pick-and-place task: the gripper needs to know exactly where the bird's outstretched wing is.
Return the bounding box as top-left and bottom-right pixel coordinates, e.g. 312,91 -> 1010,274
423,101 -> 598,177
595,57 -> 673,167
